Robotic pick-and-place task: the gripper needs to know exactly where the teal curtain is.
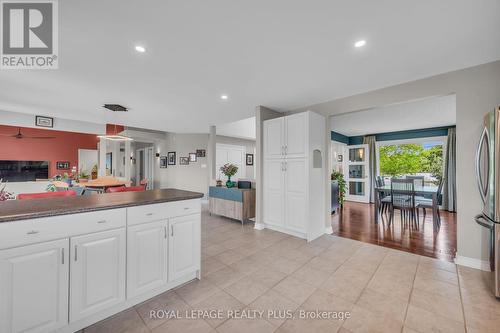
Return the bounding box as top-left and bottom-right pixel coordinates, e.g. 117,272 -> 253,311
363,135 -> 377,203
443,128 -> 456,212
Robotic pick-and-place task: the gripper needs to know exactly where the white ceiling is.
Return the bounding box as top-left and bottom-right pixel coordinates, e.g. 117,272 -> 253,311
330,94 -> 456,136
0,1 -> 498,133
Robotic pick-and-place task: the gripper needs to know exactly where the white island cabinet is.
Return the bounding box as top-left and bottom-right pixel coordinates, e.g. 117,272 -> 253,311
0,191 -> 202,333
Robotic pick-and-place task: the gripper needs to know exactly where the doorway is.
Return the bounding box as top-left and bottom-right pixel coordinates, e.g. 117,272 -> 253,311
136,147 -> 154,190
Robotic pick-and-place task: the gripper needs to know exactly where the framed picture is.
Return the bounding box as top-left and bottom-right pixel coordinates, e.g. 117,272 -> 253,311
35,115 -> 53,128
56,161 -> 70,170
189,153 -> 197,162
246,154 -> 254,166
160,156 -> 167,168
196,149 -> 206,157
179,157 -> 189,165
337,154 -> 343,162
167,152 -> 176,165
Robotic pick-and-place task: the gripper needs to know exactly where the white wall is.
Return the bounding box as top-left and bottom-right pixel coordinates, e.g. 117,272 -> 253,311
0,109 -> 104,134
158,133 -> 209,196
291,60 -> 500,269
217,117 -> 256,140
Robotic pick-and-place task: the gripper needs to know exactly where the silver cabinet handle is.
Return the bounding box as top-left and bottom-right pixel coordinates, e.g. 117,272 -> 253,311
61,248 -> 65,265
285,145 -> 287,155
74,245 -> 78,261
146,213 -> 153,216
27,230 -> 39,235
97,220 -> 107,224
171,225 -> 174,237
164,226 -> 167,239
184,207 -> 189,210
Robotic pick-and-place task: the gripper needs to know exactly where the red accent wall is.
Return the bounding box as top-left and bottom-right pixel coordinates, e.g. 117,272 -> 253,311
0,125 -> 99,178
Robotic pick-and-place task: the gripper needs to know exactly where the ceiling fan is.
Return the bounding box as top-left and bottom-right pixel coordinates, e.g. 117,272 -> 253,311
0,127 -> 56,140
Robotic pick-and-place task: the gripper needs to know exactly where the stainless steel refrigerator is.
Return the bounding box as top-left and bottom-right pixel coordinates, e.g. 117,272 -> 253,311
475,106 -> 500,298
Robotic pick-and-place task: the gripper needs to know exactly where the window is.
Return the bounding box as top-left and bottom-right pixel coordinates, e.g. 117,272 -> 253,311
376,138 -> 445,185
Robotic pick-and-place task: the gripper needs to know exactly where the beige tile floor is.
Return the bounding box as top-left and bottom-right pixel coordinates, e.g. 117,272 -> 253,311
83,208 -> 500,333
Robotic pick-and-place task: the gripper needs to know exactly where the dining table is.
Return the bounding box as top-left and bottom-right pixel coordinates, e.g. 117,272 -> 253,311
374,183 -> 440,227
53,178 -> 130,193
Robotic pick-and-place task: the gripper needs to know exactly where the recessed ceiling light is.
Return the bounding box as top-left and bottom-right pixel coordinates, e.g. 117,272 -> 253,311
220,95 -> 228,100
354,40 -> 366,48
135,45 -> 146,53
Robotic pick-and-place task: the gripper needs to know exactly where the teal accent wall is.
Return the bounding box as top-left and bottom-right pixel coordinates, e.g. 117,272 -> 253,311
331,131 -> 349,144
332,126 -> 453,145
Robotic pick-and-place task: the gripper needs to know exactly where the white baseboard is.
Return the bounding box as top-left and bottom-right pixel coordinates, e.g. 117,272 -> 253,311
254,222 -> 265,230
455,255 -> 491,272
325,226 -> 333,234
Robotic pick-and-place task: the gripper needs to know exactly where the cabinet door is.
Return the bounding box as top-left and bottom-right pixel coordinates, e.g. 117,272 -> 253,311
168,214 -> 200,282
263,159 -> 285,227
70,228 -> 126,322
285,113 -> 307,158
263,117 -> 285,159
0,239 -> 69,333
127,221 -> 168,298
284,159 -> 307,233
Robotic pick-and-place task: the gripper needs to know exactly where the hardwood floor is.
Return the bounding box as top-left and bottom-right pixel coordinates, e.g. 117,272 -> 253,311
331,201 -> 457,262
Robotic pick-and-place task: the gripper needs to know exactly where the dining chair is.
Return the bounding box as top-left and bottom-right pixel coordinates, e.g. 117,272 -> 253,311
416,179 -> 443,228
376,176 -> 391,214
140,178 -> 149,190
406,175 -> 425,187
389,178 -> 419,228
17,190 -> 77,200
106,185 -> 145,193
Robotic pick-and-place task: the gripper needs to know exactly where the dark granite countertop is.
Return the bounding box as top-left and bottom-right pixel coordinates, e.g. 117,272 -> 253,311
0,188 -> 204,223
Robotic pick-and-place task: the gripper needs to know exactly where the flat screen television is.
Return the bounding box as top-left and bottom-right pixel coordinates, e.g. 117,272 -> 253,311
0,160 -> 49,182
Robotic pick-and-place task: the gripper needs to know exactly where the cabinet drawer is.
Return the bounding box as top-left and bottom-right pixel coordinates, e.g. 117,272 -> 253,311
127,199 -> 201,226
127,202 -> 170,226
0,209 -> 126,250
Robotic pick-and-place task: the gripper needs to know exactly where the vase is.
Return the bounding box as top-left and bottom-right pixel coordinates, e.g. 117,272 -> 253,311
226,176 -> 235,188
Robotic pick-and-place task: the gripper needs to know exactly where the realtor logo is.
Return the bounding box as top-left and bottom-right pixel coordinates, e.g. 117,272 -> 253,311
1,0 -> 58,69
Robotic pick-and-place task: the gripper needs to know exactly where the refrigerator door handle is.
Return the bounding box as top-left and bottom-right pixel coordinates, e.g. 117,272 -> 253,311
475,126 -> 489,204
475,214 -> 494,230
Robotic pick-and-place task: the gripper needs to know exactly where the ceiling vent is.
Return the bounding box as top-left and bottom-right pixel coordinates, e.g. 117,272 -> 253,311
103,104 -> 128,112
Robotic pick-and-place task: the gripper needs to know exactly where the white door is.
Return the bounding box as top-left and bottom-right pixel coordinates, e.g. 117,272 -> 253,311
70,228 -> 126,322
345,144 -> 370,203
263,159 -> 285,227
216,144 -> 245,181
168,214 -> 200,281
263,117 -> 285,159
0,239 -> 69,333
285,113 -> 307,158
284,159 -> 307,233
127,221 -> 168,298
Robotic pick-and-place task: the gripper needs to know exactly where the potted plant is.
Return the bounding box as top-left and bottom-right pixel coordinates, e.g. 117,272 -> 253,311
0,179 -> 13,201
91,164 -> 98,180
78,169 -> 89,183
331,170 -> 346,208
220,163 -> 238,188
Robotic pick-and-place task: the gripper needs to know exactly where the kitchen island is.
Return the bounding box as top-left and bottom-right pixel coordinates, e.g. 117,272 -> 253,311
0,189 -> 203,333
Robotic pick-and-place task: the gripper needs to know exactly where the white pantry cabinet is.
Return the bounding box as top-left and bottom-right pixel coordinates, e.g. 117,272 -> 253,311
169,214 -> 201,281
127,220 -> 168,298
70,228 -> 126,322
262,111 -> 326,241
0,239 -> 69,333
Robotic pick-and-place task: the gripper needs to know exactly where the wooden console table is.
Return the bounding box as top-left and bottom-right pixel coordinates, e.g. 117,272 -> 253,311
208,186 -> 256,224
